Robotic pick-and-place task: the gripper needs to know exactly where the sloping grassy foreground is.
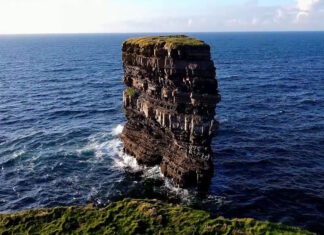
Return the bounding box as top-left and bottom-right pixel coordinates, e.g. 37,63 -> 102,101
0,198 -> 313,235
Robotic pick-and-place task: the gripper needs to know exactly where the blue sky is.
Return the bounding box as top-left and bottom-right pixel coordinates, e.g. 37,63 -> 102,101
0,0 -> 323,34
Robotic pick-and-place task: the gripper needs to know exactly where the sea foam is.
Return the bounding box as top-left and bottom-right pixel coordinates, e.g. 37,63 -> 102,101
79,124 -> 143,172
111,124 -> 124,136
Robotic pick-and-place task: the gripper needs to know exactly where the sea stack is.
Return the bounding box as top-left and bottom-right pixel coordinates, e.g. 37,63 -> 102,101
121,35 -> 220,188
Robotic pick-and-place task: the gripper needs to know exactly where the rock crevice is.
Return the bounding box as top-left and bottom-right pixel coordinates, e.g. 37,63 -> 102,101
121,35 -> 220,188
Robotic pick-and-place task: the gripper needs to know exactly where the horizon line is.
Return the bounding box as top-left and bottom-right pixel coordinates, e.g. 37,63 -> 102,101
1,30 -> 324,36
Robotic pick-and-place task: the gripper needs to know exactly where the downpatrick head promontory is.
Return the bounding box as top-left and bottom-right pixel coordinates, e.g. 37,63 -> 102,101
121,35 -> 221,188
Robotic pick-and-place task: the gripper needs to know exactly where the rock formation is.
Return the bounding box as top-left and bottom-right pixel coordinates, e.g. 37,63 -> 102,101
121,35 -> 220,188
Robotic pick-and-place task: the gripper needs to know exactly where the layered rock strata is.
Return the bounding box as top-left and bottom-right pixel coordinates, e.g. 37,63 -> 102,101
121,35 -> 220,188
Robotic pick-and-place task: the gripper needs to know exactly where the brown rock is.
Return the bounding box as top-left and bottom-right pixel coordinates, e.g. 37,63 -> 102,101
120,35 -> 220,189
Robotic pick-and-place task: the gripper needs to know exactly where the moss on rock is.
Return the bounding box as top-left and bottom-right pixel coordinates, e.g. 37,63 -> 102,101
126,87 -> 136,97
124,35 -> 207,49
0,198 -> 313,235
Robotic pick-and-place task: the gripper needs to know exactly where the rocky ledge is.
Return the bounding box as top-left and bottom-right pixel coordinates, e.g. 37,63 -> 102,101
121,35 -> 220,188
0,199 -> 313,234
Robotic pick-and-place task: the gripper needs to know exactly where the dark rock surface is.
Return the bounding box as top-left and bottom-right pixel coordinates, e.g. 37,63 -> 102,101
121,35 -> 220,188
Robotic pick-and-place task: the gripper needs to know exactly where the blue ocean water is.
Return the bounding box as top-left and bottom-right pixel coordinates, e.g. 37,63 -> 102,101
0,32 -> 323,233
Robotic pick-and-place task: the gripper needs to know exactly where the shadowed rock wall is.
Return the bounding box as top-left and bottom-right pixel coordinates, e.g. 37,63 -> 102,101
121,36 -> 220,188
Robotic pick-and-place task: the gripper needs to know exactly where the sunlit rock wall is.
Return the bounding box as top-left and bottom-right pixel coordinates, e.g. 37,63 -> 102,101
121,36 -> 220,188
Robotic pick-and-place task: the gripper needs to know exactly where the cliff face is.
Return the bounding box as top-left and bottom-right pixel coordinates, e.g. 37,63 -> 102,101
121,36 -> 220,188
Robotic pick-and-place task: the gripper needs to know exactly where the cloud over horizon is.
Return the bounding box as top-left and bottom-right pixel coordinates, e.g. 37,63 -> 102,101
0,0 -> 323,34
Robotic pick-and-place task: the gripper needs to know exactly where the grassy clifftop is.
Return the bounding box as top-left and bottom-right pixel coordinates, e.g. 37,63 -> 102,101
124,35 -> 207,49
0,198 -> 313,235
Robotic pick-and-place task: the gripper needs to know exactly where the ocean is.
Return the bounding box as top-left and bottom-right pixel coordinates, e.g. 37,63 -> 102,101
0,32 -> 323,233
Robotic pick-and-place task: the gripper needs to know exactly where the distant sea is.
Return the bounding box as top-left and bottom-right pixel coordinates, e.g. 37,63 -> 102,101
0,32 -> 323,233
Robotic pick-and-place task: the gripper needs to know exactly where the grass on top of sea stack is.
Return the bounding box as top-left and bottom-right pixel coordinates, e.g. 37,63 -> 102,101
124,35 -> 207,49
0,198 -> 313,235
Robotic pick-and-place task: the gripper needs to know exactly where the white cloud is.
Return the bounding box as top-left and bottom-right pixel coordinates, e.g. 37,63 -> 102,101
297,0 -> 319,12
0,0 -> 323,33
274,8 -> 285,22
296,0 -> 321,21
0,0 -> 158,34
188,19 -> 193,27
252,17 -> 259,25
271,0 -> 323,27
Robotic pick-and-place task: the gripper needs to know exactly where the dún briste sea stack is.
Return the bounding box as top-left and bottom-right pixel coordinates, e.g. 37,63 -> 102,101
121,35 -> 220,188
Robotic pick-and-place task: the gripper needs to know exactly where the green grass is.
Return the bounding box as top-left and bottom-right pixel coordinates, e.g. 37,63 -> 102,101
124,35 -> 207,49
0,198 -> 313,235
126,87 -> 136,97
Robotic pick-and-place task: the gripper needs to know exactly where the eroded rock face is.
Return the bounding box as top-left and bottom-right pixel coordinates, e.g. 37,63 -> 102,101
121,36 -> 220,188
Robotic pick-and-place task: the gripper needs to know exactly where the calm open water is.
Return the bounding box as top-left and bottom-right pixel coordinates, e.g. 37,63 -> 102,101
0,32 -> 323,233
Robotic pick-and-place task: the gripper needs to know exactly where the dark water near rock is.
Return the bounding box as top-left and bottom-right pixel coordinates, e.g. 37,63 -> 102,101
0,32 -> 323,233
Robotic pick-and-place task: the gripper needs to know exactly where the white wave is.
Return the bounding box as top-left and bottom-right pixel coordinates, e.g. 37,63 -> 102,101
0,149 -> 26,166
78,125 -> 228,207
108,138 -> 143,172
220,118 -> 228,124
203,194 -> 228,205
143,165 -> 163,179
108,124 -> 143,172
12,150 -> 25,159
79,125 -> 225,206
78,140 -> 106,160
78,124 -> 143,172
162,178 -> 226,206
163,178 -> 189,197
111,124 -> 124,136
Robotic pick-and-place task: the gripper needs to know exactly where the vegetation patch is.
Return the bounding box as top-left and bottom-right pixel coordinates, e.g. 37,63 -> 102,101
0,198 -> 313,235
124,35 -> 207,49
126,87 -> 136,97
